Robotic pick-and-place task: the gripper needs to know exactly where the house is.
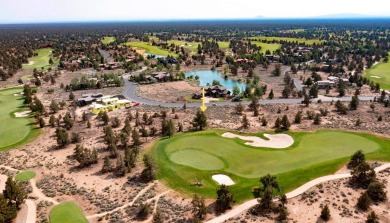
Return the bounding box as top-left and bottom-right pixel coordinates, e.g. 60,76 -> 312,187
151,72 -> 171,82
192,85 -> 231,99
76,93 -> 103,106
90,97 -> 133,115
316,81 -> 335,89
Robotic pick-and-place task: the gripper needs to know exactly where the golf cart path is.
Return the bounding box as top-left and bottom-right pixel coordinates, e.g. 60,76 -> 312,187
86,182 -> 155,219
30,178 -> 59,205
206,163 -> 390,223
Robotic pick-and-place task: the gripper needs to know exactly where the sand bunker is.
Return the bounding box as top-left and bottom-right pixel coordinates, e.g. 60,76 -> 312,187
212,174 -> 235,185
14,110 -> 31,118
222,132 -> 294,149
0,174 -> 7,193
370,76 -> 382,79
25,61 -> 35,66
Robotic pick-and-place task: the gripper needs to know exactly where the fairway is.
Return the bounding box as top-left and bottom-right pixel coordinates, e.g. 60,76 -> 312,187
22,48 -> 58,70
365,53 -> 390,89
249,36 -> 324,45
101,36 -> 116,44
167,40 -> 200,53
122,42 -> 178,57
50,202 -> 88,223
0,87 -> 40,150
252,41 -> 281,53
15,170 -> 36,181
150,130 -> 390,201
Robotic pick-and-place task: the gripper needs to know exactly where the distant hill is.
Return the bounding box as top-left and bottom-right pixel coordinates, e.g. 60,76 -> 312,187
253,13 -> 389,19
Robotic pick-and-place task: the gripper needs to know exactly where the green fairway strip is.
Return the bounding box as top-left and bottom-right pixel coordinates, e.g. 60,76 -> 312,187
50,202 -> 88,223
365,53 -> 390,90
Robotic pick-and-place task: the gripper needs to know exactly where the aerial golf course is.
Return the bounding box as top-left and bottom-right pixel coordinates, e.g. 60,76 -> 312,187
150,129 -> 390,202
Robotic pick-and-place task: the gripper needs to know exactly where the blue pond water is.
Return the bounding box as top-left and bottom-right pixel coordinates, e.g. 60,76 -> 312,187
185,70 -> 246,92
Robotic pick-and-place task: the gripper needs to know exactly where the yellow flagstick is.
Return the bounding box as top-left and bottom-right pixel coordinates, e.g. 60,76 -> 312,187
200,87 -> 207,112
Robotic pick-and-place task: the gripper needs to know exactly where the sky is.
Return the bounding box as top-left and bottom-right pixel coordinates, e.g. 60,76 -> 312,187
1,0 -> 390,23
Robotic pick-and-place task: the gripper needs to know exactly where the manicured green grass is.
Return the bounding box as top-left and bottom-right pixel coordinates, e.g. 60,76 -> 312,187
290,29 -> 305,33
22,48 -> 58,70
249,36 -> 324,45
101,36 -> 116,44
150,129 -> 390,202
167,40 -> 200,52
49,202 -> 88,223
217,42 -> 230,49
251,42 -> 281,53
0,87 -> 41,151
122,42 -> 178,57
365,53 -> 390,90
15,170 -> 36,182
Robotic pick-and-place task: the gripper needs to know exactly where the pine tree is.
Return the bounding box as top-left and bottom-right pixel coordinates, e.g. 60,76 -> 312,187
192,110 -> 207,131
3,177 -> 27,207
38,117 -> 45,128
348,150 -> 365,169
215,185 -> 234,213
366,211 -> 379,223
132,129 -> 140,146
101,156 -> 112,173
294,111 -> 302,123
140,154 -> 156,182
242,114 -> 249,129
367,182 -> 387,202
115,156 -> 126,177
281,115 -> 290,130
191,194 -> 207,220
261,116 -> 268,126
357,192 -> 371,211
268,89 -> 274,99
274,117 -> 281,129
320,204 -> 331,221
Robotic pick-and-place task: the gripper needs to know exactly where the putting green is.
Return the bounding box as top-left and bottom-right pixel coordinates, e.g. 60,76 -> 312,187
0,87 -> 40,150
22,48 -> 58,70
49,202 -> 88,223
150,130 -> 390,201
15,170 -> 36,181
365,53 -> 390,90
170,149 -> 225,170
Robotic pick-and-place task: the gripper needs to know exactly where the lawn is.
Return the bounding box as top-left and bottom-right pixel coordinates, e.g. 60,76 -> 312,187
217,42 -> 230,49
49,202 -> 88,223
22,48 -> 58,70
101,36 -> 116,44
149,129 -> 390,202
122,41 -> 178,57
249,36 -> 324,45
0,87 -> 40,151
251,42 -> 281,53
15,170 -> 36,181
365,53 -> 390,90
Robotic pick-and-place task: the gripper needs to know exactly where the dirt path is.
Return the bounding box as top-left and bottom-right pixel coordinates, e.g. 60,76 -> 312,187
140,190 -> 172,223
206,163 -> 390,223
15,199 -> 37,223
30,178 -> 59,205
86,183 -> 155,219
0,164 -> 19,172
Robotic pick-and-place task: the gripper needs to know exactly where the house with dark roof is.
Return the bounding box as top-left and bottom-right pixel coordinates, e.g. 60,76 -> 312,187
192,85 -> 231,99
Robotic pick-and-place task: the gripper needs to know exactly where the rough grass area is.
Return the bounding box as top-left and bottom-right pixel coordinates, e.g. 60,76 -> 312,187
365,54 -> 390,90
122,41 -> 178,57
217,42 -> 230,49
249,36 -> 324,45
49,202 -> 88,223
22,48 -> 58,70
150,129 -> 390,202
0,87 -> 40,151
15,170 -> 36,181
101,36 -> 116,44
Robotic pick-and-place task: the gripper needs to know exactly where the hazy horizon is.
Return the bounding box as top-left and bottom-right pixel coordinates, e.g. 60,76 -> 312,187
1,0 -> 390,24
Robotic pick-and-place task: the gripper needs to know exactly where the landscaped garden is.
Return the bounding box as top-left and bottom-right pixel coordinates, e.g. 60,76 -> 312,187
49,202 -> 88,223
150,129 -> 390,202
0,87 -> 40,151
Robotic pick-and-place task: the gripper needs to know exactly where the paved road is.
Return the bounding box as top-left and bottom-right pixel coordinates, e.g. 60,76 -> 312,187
122,69 -> 376,108
98,49 -> 114,63
206,163 -> 390,223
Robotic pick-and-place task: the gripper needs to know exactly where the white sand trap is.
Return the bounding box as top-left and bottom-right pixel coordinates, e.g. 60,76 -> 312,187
0,174 -> 7,193
212,174 -> 235,186
370,76 -> 382,79
222,132 -> 294,149
14,110 -> 31,117
25,61 -> 35,66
